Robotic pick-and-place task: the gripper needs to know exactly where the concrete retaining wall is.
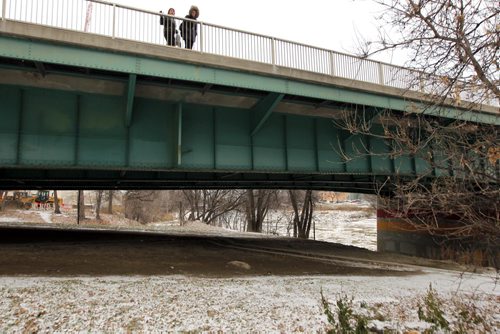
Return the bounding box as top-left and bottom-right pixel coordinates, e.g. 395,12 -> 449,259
377,209 -> 499,268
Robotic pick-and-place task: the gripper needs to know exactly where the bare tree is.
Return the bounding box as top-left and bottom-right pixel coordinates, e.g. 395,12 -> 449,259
77,190 -> 85,222
124,191 -> 176,224
288,190 -> 317,239
341,0 -> 500,266
107,190 -> 114,214
124,191 -> 155,224
53,190 -> 61,214
95,190 -> 103,220
0,191 -> 7,212
361,0 -> 499,106
182,190 -> 245,225
245,190 -> 277,233
218,210 -> 247,231
335,103 -> 499,265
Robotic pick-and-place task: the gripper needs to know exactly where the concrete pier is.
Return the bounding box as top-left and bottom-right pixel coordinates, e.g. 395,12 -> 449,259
377,208 -> 499,268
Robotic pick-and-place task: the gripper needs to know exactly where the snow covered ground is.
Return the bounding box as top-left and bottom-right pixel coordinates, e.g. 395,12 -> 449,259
0,217 -> 23,223
0,269 -> 498,332
1,205 -> 498,332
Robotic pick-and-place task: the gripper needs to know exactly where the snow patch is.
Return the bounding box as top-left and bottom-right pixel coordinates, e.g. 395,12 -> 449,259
37,211 -> 53,224
0,217 -> 23,223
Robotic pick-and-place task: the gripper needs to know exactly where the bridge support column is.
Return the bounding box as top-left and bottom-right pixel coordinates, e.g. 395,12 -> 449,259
377,206 -> 439,259
377,198 -> 499,267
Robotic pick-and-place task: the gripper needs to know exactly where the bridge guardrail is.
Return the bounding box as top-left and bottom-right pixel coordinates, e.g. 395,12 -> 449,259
0,0 -> 497,108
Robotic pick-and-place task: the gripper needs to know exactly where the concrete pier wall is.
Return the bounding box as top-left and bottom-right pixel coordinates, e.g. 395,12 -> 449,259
377,209 -> 499,267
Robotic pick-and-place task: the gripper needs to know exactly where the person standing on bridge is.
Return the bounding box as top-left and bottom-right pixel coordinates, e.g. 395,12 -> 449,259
159,8 -> 177,46
179,5 -> 200,49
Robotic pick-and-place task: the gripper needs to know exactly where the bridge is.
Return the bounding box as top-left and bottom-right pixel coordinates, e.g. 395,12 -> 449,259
0,0 -> 498,192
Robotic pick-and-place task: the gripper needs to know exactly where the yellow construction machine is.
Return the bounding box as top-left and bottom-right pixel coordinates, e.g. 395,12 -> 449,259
33,190 -> 63,208
1,191 -> 63,209
11,191 -> 36,209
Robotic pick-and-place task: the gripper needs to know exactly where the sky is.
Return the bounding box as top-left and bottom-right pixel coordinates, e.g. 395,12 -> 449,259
109,0 -> 402,64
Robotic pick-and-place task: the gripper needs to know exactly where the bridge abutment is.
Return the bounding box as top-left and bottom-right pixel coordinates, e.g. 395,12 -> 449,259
377,202 -> 499,268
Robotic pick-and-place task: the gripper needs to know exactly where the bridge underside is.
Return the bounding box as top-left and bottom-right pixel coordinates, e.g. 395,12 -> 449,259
0,167 -> 397,193
0,32 -> 461,192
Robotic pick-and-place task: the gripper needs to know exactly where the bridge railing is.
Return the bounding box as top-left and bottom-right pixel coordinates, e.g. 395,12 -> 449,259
1,0 -> 497,107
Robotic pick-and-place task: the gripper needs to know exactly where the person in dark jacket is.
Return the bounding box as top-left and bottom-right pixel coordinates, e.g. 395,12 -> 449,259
159,8 -> 176,46
179,5 -> 199,49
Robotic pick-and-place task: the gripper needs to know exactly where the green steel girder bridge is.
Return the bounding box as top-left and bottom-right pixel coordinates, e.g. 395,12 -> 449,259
0,0 -> 498,192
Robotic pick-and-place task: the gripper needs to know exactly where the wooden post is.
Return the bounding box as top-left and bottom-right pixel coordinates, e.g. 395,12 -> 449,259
77,191 -> 81,225
313,218 -> 316,240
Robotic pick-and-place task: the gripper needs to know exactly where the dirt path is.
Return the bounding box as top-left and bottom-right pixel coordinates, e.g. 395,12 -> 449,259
0,225 -> 426,277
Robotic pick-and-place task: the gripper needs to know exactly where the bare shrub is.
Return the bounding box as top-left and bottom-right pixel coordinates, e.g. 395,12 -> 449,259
124,191 -> 172,224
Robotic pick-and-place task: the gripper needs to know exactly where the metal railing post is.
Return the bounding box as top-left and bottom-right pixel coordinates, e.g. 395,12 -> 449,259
199,22 -> 204,53
329,51 -> 336,76
112,4 -> 116,38
1,0 -> 494,107
1,0 -> 7,20
271,37 -> 276,66
377,62 -> 384,85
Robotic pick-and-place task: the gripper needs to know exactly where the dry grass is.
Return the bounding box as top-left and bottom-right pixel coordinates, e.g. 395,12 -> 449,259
160,212 -> 176,221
